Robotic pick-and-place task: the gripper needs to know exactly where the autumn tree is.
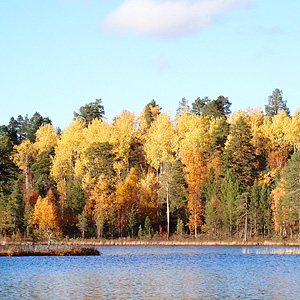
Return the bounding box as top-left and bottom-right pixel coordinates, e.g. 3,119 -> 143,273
110,110 -> 136,177
31,189 -> 60,247
144,113 -> 176,174
51,119 -> 85,205
115,168 -> 138,236
138,171 -> 159,223
13,139 -> 36,200
35,124 -> 57,154
85,174 -> 115,238
181,149 -> 207,237
158,159 -> 186,239
262,110 -> 291,171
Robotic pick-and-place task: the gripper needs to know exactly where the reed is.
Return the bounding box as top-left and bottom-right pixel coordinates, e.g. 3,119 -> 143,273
0,246 -> 100,257
242,246 -> 300,255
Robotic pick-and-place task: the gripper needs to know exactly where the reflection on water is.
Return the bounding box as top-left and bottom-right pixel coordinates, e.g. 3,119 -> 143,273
1,245 -> 300,299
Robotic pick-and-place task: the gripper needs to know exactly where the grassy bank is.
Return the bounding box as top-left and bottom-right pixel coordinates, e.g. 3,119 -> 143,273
0,246 -> 100,257
58,237 -> 300,247
2,235 -> 300,247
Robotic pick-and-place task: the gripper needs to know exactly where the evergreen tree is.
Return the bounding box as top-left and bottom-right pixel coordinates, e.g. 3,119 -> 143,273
0,135 -> 19,193
259,183 -> 271,237
220,170 -> 240,238
77,211 -> 88,239
74,99 -> 105,124
7,117 -> 19,144
222,116 -> 258,188
265,88 -> 289,117
62,176 -> 86,234
249,180 -> 260,237
108,206 -> 115,239
282,150 -> 300,236
204,200 -> 218,238
209,117 -> 230,154
31,147 -> 55,197
191,97 -> 209,115
144,216 -> 152,237
95,210 -> 105,239
138,224 -> 143,238
176,218 -> 184,239
26,112 -> 52,143
128,204 -> 137,238
5,180 -> 23,235
144,100 -> 161,126
176,97 -> 189,115
236,192 -> 249,241
85,142 -> 115,181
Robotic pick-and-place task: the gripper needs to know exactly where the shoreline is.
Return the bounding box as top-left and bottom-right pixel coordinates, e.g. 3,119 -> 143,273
2,236 -> 300,247
9,239 -> 300,247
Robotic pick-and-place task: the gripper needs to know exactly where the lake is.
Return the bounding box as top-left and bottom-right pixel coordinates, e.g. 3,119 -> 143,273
0,245 -> 299,299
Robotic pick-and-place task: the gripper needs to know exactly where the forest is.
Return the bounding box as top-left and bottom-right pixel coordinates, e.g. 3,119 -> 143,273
1,89 -> 300,242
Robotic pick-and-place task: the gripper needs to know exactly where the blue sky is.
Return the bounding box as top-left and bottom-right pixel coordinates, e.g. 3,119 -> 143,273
1,0 -> 299,129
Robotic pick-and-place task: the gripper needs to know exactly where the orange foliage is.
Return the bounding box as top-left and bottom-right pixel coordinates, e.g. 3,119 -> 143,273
181,149 -> 207,236
270,182 -> 287,234
267,150 -> 288,171
115,168 -> 139,235
31,190 -> 60,235
27,190 -> 40,208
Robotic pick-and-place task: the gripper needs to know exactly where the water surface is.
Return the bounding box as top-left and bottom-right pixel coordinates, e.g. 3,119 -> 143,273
1,245 -> 299,299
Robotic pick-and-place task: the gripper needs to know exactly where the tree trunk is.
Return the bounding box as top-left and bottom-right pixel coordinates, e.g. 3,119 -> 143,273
47,233 -> 52,250
298,206 -> 300,239
194,209 -> 197,238
166,187 -> 170,240
244,210 -> 248,241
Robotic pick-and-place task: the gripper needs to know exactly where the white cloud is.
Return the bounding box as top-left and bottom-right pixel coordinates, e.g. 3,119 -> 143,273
101,0 -> 252,38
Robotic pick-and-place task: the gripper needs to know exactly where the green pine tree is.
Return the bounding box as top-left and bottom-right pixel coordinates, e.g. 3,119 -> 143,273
222,116 -> 258,189
144,216 -> 152,238
128,205 -> 137,238
220,170 -> 240,239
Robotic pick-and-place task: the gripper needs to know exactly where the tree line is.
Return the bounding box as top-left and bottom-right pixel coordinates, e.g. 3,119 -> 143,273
1,89 -> 299,241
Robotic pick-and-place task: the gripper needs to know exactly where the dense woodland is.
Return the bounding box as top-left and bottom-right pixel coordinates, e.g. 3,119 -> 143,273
1,89 -> 300,242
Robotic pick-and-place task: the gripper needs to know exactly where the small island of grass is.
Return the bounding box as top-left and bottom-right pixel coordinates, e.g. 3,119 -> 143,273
0,246 -> 100,257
